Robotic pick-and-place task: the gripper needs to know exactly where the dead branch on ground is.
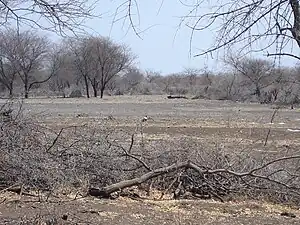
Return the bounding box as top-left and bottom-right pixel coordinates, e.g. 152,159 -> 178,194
89,155 -> 300,199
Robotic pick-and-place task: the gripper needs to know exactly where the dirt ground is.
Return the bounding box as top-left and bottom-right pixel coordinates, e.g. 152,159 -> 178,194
13,95 -> 300,150
1,193 -> 300,225
1,95 -> 300,224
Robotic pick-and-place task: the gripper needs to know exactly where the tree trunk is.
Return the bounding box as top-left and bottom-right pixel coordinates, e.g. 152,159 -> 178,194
290,0 -> 300,47
100,87 -> 105,99
84,76 -> 90,98
93,87 -> 97,97
255,85 -> 261,98
24,75 -> 29,99
90,78 -> 98,97
8,83 -> 13,97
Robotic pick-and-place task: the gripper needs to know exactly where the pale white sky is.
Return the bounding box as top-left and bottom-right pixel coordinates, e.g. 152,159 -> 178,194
80,0 -> 227,75
46,0 -> 299,75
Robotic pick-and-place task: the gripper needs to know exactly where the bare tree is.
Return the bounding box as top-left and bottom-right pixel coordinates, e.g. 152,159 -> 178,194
66,37 -> 93,98
94,36 -> 134,98
66,36 -> 134,98
83,36 -> 134,98
48,44 -> 75,97
217,72 -> 239,100
0,0 -> 98,35
225,56 -> 274,101
0,28 -> 50,98
157,75 -> 176,94
145,69 -> 161,83
198,69 -> 214,96
106,75 -> 119,94
182,68 -> 200,87
0,56 -> 18,97
0,28 -> 52,98
0,28 -> 24,97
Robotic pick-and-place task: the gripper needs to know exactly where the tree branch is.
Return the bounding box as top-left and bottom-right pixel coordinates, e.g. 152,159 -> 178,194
266,52 -> 300,61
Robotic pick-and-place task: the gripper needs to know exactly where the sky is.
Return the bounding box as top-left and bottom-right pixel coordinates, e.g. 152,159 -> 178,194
45,0 -> 299,75
79,0 -> 222,75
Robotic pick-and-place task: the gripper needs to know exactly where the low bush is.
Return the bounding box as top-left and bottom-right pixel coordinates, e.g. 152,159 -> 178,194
1,101 -> 300,204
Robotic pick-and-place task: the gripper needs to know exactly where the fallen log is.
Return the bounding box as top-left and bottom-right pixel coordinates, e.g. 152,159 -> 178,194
88,156 -> 300,199
167,95 -> 188,99
89,161 -> 201,198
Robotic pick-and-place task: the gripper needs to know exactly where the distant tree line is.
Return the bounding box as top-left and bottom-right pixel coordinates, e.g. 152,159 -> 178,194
113,59 -> 300,106
0,27 -> 300,105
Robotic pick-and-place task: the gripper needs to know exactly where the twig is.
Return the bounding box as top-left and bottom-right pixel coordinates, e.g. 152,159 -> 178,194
264,108 -> 279,146
107,133 -> 151,171
160,172 -> 182,200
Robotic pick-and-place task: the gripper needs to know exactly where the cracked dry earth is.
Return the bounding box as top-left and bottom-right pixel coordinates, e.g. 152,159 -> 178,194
1,193 -> 300,225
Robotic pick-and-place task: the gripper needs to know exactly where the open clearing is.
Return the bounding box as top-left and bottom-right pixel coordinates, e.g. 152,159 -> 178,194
1,95 -> 300,224
13,95 -> 300,149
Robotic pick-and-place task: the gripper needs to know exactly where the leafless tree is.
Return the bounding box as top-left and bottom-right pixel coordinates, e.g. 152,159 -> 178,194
0,28 -> 23,97
145,69 -> 161,83
66,37 -> 94,98
0,28 -> 52,98
106,76 -> 119,94
93,36 -> 134,98
83,36 -> 134,98
66,36 -> 134,98
278,66 -> 300,105
66,37 -> 95,98
0,56 -> 18,97
182,68 -> 200,87
225,56 -> 275,101
217,72 -> 239,100
48,44 -> 75,97
0,0 -> 98,35
157,74 -> 177,94
198,69 -> 214,96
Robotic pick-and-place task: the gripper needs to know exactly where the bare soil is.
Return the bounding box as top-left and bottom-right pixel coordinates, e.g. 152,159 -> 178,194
1,193 -> 300,225
1,95 -> 300,224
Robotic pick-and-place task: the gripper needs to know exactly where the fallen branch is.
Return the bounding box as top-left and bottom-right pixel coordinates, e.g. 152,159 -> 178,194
89,157 -> 300,198
167,95 -> 188,99
89,161 -> 189,197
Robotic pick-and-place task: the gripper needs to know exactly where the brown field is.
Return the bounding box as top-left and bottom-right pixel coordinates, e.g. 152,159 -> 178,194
1,95 -> 300,224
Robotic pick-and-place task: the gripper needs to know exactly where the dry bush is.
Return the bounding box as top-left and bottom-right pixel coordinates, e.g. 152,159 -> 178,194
0,101 -> 64,190
0,102 -> 147,193
89,129 -> 300,204
1,102 -> 300,204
